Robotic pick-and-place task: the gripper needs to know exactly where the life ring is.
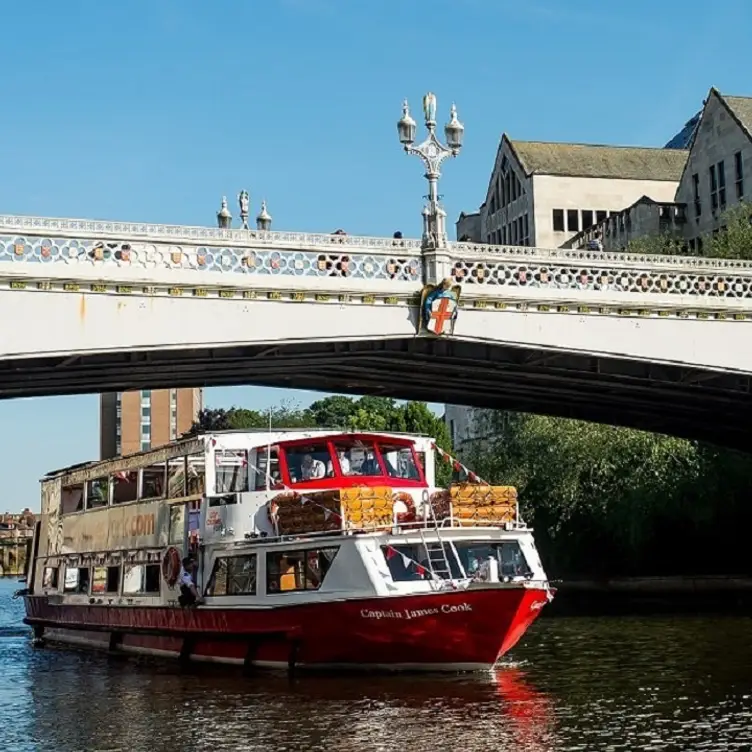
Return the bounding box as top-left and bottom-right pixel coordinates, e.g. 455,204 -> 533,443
161,546 -> 181,587
392,492 -> 416,524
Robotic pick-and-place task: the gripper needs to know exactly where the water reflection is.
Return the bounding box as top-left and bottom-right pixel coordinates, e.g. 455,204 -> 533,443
1,579 -> 752,751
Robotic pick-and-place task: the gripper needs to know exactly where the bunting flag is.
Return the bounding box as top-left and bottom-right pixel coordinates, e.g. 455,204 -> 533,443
431,443 -> 486,485
242,455 -> 342,526
383,544 -> 439,581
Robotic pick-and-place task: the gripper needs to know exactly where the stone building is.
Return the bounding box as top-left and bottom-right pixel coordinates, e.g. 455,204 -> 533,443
568,88 -> 752,252
457,135 -> 686,249
674,89 -> 752,245
0,508 -> 35,576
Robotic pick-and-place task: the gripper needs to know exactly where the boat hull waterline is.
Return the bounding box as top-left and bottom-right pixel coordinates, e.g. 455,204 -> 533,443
24,586 -> 549,672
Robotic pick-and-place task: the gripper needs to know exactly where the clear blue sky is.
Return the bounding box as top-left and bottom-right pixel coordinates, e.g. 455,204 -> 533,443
0,0 -> 749,513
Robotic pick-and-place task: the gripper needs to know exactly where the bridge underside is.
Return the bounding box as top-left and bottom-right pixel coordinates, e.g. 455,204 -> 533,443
1,338 -> 750,451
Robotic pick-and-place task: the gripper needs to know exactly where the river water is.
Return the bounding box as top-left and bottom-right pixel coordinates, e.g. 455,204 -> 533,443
1,579 -> 751,752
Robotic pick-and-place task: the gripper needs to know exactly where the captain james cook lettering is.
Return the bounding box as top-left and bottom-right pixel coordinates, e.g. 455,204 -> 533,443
361,602 -> 472,620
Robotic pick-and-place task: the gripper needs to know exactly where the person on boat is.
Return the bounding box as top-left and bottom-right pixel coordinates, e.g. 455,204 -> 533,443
178,557 -> 199,607
327,448 -> 351,476
300,453 -> 325,480
477,554 -> 500,583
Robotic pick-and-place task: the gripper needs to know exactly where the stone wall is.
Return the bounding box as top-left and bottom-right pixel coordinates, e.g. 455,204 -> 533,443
675,92 -> 752,240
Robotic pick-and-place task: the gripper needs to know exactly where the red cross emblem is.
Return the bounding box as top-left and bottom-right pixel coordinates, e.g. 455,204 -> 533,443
428,296 -> 457,335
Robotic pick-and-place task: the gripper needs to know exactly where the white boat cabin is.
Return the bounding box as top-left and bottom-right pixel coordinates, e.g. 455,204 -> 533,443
28,429 -> 547,609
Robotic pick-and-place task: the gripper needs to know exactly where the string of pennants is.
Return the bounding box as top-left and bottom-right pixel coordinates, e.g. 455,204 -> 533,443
383,544 -> 428,578
431,443 -> 488,485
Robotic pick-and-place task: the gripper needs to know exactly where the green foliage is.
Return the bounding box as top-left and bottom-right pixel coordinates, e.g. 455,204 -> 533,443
462,410 -> 752,577
705,201 -> 752,259
626,201 -> 752,259
625,232 -> 685,256
189,395 -> 452,485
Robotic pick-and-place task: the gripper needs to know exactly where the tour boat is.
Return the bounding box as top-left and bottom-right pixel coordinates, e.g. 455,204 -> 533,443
22,429 -> 553,672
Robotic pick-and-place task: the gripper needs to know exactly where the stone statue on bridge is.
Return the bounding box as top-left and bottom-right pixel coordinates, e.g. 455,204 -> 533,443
238,190 -> 250,229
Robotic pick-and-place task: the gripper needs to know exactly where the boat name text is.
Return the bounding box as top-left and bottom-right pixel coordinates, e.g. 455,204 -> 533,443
360,603 -> 472,620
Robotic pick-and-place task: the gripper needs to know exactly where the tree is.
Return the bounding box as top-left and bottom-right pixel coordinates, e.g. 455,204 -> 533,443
706,201 -> 752,259
185,408 -> 232,436
185,401 -> 313,436
625,201 -> 752,259
625,231 -> 685,256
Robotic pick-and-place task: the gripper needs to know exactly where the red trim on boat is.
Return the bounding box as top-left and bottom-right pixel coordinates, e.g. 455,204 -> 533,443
24,587 -> 549,670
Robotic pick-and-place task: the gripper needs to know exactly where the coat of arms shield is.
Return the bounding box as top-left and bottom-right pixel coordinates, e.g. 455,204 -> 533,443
418,279 -> 461,336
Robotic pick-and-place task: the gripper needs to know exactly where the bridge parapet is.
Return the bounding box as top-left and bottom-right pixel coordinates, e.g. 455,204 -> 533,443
0,214 -> 423,294
446,241 -> 752,311
3,214 -> 752,312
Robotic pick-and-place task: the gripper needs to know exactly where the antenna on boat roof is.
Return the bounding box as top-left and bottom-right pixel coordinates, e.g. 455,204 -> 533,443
265,407 -> 272,490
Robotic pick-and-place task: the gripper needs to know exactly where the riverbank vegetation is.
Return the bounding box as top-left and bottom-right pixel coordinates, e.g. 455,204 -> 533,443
461,411 -> 752,578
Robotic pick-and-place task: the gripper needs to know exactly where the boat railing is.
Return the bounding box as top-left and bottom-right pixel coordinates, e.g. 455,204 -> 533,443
243,515 -> 528,548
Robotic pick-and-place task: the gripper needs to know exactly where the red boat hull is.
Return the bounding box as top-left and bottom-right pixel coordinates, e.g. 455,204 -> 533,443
24,586 -> 550,671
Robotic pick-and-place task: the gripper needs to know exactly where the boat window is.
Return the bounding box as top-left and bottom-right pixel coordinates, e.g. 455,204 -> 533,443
331,441 -> 376,476
205,554 -> 257,596
254,447 -> 281,490
123,563 -> 162,595
266,547 -> 339,593
167,457 -> 187,498
378,444 -> 421,480
92,565 -> 121,594
61,482 -> 84,514
453,540 -> 533,578
64,566 -> 90,594
335,440 -> 382,477
86,477 -> 109,509
381,544 -> 463,581
112,471 -> 138,504
186,454 -> 206,496
42,566 -> 59,589
286,444 -> 335,483
168,504 -> 186,545
215,450 -> 249,494
141,463 -> 166,500
144,564 -> 161,593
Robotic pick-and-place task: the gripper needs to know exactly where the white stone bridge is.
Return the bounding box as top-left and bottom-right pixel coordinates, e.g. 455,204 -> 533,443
1,213 -> 751,449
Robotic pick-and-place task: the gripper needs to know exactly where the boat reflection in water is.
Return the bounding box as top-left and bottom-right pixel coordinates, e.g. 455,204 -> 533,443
23,653 -> 556,752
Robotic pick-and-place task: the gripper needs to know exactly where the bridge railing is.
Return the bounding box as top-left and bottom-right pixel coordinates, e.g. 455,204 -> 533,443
0,215 -> 424,290
0,214 -> 424,251
446,241 -> 752,307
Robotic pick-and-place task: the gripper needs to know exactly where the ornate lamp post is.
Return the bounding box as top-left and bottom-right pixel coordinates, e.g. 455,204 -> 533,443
397,92 -> 464,248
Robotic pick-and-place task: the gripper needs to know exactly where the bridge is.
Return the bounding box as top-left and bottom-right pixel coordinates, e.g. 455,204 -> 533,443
1,213 -> 751,449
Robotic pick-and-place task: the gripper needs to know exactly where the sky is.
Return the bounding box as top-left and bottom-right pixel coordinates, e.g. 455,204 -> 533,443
0,0 -> 750,513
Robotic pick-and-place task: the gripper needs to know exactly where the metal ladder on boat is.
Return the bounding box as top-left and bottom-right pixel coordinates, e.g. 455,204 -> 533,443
419,499 -> 454,584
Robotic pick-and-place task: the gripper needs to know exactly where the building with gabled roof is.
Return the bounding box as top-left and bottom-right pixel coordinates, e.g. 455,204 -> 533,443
565,88 -> 752,253
462,134 -> 686,249
674,88 -> 752,246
